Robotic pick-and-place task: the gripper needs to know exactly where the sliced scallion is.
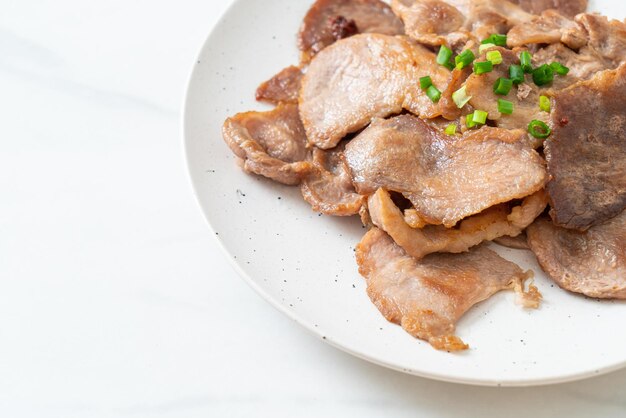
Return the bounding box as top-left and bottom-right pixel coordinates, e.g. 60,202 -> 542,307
420,76 -> 433,90
498,99 -> 514,115
509,64 -> 524,85
520,51 -> 533,73
550,62 -> 570,76
455,49 -> 476,70
532,64 -> 554,86
426,85 -> 442,103
437,45 -> 454,68
445,124 -> 457,136
528,120 -> 551,139
486,50 -> 503,65
479,43 -> 496,54
452,85 -> 472,109
482,34 -> 507,47
472,110 -> 488,125
539,95 -> 551,112
493,77 -> 513,95
473,61 -> 494,75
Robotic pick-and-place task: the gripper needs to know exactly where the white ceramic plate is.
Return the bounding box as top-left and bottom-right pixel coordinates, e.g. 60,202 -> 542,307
184,0 -> 626,386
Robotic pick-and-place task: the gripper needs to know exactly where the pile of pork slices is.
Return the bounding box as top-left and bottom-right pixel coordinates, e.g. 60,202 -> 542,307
222,0 -> 626,351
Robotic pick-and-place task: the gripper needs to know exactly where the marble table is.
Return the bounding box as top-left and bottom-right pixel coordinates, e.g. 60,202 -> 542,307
1,0 -> 625,416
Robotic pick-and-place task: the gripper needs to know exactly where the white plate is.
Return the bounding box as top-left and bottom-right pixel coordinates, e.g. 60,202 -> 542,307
184,0 -> 626,386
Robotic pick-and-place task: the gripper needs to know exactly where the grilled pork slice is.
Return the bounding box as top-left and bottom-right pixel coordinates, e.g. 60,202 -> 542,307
222,104 -> 312,185
509,0 -> 587,18
527,212 -> 626,299
255,66 -> 303,105
507,10 -> 587,49
299,34 -> 450,149
577,13 -> 626,68
391,0 -> 469,50
368,188 -> 547,260
343,115 -> 547,227
356,228 -> 541,351
532,14 -> 626,80
301,145 -> 365,216
298,0 -> 404,61
534,43 -> 609,81
546,64 -> 626,231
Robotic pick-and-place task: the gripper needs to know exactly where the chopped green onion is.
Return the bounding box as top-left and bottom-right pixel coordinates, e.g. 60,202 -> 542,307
486,50 -> 503,65
539,95 -> 551,112
520,51 -> 533,73
455,49 -> 476,70
528,120 -> 551,139
493,77 -> 513,95
550,62 -> 570,75
498,99 -> 514,115
426,85 -> 442,103
437,45 -> 454,68
420,76 -> 433,90
466,114 -> 477,128
509,64 -> 525,85
445,124 -> 457,136
479,43 -> 496,54
472,110 -> 488,125
482,34 -> 507,46
473,61 -> 494,75
532,64 -> 554,86
452,85 -> 472,108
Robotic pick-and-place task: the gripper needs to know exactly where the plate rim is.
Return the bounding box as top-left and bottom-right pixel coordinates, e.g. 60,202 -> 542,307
181,0 -> 626,387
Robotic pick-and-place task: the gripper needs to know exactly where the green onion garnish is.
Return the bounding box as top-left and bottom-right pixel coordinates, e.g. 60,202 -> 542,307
479,43 -> 496,54
486,50 -> 503,65
493,77 -> 513,95
550,62 -> 570,76
452,85 -> 472,109
473,61 -> 494,75
466,115 -> 477,128
520,51 -> 533,73
455,49 -> 476,70
532,64 -> 554,86
498,99 -> 514,115
445,124 -> 457,136
528,120 -> 551,139
420,76 -> 433,90
539,95 -> 551,112
482,34 -> 507,46
509,65 -> 524,85
437,45 -> 454,69
472,110 -> 488,125
426,85 -> 442,103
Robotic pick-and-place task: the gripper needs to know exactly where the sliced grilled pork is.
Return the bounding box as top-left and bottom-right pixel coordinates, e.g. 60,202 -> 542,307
534,43 -> 609,81
577,13 -> 626,67
222,104 -> 312,185
546,64 -> 626,230
255,66 -> 303,104
509,0 -> 587,18
368,188 -> 547,260
298,0 -> 404,61
299,34 -> 450,149
391,0 -> 470,50
301,144 -> 365,216
527,212 -> 626,299
507,10 -> 587,49
344,115 -> 547,227
356,228 -> 541,351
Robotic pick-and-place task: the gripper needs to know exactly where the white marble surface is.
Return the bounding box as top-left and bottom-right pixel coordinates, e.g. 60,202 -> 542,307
1,0 -> 625,416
